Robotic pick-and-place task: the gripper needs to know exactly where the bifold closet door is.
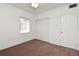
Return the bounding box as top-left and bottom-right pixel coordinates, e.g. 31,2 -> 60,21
77,15 -> 79,50
49,16 -> 61,45
60,15 -> 77,49
36,18 -> 50,42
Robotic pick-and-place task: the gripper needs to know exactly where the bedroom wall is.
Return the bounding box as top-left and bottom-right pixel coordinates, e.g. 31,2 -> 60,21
0,4 -> 35,50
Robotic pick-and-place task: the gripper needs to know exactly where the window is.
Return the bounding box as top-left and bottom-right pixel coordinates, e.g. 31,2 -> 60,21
20,17 -> 30,33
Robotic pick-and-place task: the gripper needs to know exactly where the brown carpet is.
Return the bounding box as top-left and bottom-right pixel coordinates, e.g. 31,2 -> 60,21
0,39 -> 79,56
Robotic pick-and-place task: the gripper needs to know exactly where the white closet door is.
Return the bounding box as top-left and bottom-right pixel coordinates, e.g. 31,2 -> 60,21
36,18 -> 50,42
49,16 -> 61,45
77,15 -> 79,50
60,15 -> 77,49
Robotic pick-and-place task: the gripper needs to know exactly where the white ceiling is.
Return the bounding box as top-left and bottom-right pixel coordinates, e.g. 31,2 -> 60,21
8,3 -> 72,14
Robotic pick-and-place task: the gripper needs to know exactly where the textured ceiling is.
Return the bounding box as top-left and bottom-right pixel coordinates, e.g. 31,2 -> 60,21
8,3 -> 72,14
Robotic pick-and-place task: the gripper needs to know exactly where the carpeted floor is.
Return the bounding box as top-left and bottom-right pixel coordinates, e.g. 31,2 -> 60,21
0,39 -> 79,56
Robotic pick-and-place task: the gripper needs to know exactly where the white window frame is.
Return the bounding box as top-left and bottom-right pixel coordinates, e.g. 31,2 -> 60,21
20,17 -> 30,33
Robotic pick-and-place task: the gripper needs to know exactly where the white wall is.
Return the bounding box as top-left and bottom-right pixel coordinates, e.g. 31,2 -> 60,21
0,4 -> 35,50
35,4 -> 79,49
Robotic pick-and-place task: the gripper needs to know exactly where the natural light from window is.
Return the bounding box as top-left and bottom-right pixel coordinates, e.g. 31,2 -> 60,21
20,17 -> 30,33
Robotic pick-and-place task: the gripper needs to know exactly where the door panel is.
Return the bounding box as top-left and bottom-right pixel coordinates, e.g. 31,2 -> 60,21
77,15 -> 79,50
36,18 -> 50,42
49,17 -> 61,45
60,15 -> 77,49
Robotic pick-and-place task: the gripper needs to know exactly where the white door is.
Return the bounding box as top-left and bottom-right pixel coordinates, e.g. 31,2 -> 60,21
36,18 -> 50,42
60,15 -> 77,49
49,16 -> 61,45
77,15 -> 79,50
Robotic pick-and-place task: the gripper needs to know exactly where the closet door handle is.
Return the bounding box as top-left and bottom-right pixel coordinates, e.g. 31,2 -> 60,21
61,32 -> 63,34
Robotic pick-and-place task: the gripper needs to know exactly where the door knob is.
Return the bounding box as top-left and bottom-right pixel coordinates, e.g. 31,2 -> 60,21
61,32 -> 63,34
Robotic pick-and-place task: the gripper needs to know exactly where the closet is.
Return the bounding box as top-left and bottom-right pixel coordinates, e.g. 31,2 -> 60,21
36,13 -> 79,50
50,13 -> 79,50
36,18 -> 50,42
60,14 -> 77,49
